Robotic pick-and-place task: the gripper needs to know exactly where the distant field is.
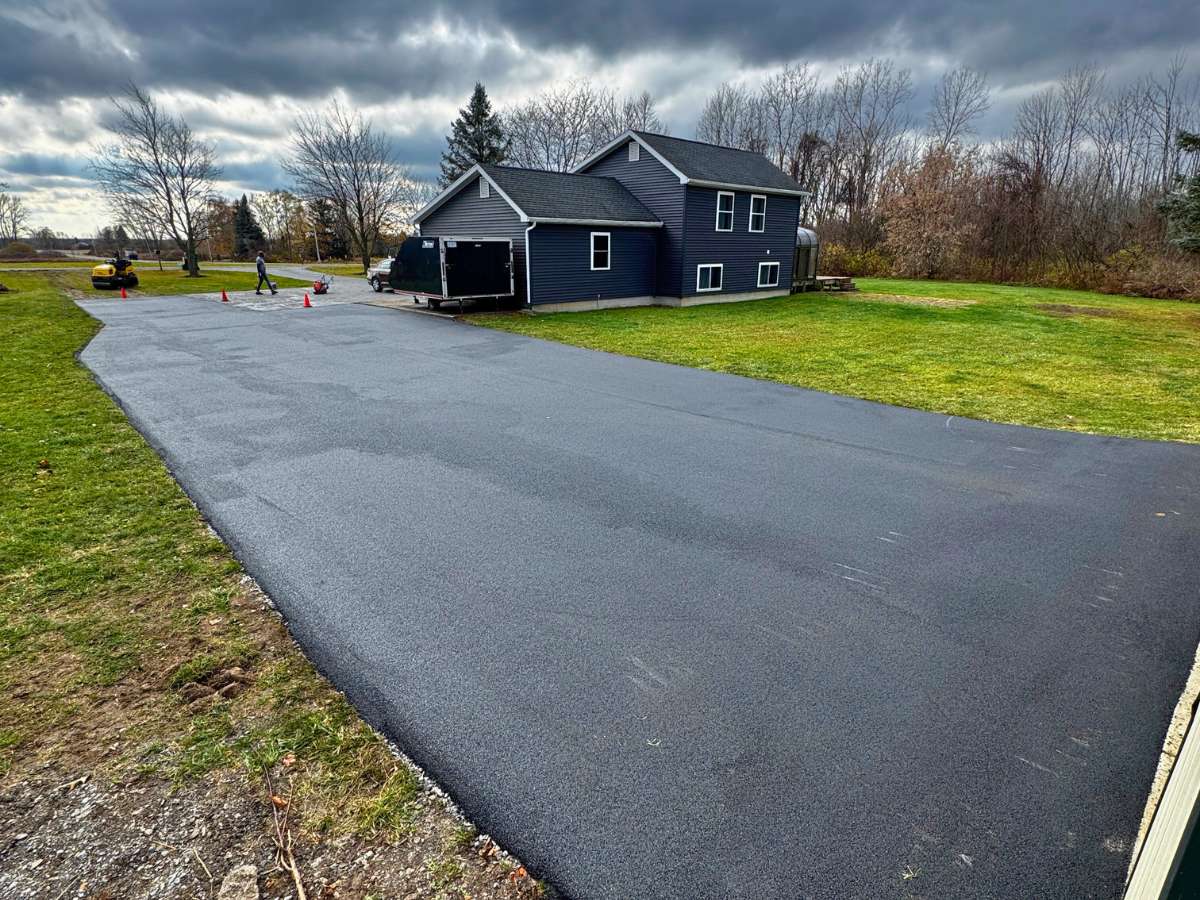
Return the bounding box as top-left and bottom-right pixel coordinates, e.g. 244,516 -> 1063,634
309,262 -> 373,276
0,260 -> 99,269
474,278 -> 1200,443
57,267 -> 311,296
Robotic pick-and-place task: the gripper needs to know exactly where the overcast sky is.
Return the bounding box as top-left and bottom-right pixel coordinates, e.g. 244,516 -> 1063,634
1,0 -> 1198,236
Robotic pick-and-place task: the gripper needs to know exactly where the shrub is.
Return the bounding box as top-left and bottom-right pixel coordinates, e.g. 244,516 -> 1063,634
0,241 -> 37,260
1099,247 -> 1200,300
821,242 -> 893,278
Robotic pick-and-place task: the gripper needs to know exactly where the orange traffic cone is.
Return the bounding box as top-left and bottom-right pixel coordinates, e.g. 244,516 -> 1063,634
221,289 -> 229,303
303,293 -> 312,308
120,286 -> 127,299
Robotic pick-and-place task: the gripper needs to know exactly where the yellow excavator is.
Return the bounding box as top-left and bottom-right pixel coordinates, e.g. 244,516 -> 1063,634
91,257 -> 138,290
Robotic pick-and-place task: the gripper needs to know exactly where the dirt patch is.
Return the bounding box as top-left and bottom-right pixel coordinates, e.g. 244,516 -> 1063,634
0,765 -> 546,900
1035,303 -> 1125,318
851,293 -> 975,309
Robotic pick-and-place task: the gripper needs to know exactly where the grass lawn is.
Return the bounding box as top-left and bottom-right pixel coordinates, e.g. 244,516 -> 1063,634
474,278 -> 1200,443
308,262 -> 372,277
68,266 -> 311,296
0,270 -> 540,897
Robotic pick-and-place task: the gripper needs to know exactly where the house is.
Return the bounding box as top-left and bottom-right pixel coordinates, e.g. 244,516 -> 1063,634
410,131 -> 810,312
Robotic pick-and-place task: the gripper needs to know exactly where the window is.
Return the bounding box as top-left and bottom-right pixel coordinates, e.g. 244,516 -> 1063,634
696,263 -> 723,292
749,194 -> 766,232
591,232 -> 611,271
479,178 -> 490,199
715,192 -> 734,231
628,141 -> 640,162
757,261 -> 780,288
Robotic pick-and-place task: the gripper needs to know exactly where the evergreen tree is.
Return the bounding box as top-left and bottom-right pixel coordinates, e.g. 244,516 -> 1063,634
1158,131 -> 1200,253
440,83 -> 508,186
233,194 -> 265,259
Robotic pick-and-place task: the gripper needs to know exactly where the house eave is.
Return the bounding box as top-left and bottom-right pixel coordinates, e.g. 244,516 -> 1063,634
685,178 -> 811,198
529,217 -> 663,228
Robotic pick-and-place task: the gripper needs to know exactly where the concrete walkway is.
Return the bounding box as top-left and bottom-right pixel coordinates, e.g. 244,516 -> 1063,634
78,295 -> 1200,900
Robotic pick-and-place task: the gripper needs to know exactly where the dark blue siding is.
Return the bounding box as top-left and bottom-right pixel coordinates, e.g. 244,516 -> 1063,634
528,225 -> 656,305
681,187 -> 799,296
419,175 -> 528,302
581,142 -> 685,296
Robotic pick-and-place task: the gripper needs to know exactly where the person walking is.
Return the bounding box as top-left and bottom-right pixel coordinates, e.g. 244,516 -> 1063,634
255,251 -> 277,295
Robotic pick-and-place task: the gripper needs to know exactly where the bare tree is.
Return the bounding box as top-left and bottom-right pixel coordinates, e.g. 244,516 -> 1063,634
283,100 -> 419,274
504,80 -> 629,171
696,82 -> 751,147
831,58 -> 915,244
0,184 -> 30,242
929,67 -> 991,150
621,91 -> 667,133
90,85 -> 219,276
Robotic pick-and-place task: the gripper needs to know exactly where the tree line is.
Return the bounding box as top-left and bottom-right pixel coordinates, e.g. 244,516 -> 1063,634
691,57 -> 1200,296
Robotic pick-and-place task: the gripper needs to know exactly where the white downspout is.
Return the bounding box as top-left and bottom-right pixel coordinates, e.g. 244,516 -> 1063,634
524,221 -> 537,309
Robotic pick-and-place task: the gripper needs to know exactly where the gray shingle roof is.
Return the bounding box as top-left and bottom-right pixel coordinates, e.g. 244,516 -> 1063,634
481,165 -> 660,224
633,132 -> 805,194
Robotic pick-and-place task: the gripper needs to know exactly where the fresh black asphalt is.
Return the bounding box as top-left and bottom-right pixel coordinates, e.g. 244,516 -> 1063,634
79,295 -> 1200,899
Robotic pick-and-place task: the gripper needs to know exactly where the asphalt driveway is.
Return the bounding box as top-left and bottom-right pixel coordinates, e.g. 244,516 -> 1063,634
80,296 -> 1200,899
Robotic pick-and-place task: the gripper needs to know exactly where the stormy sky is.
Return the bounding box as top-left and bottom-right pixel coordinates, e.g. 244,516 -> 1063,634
1,0 -> 1198,235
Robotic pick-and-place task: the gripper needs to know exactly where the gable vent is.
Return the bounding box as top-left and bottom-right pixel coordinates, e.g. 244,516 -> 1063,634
628,141 -> 640,162
479,178 -> 490,199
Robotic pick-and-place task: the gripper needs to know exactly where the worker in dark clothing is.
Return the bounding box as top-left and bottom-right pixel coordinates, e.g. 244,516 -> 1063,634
255,251 -> 277,295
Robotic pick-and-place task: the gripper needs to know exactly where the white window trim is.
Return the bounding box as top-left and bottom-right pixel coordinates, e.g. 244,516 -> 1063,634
749,194 -> 766,232
696,263 -> 724,293
715,191 -> 735,232
628,141 -> 640,162
757,260 -> 780,288
479,178 -> 490,199
590,232 -> 611,271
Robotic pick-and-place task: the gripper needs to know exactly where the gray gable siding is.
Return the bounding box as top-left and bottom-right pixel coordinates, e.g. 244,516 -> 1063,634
527,225 -> 656,305
419,175 -> 529,303
681,187 -> 799,296
581,143 -> 685,296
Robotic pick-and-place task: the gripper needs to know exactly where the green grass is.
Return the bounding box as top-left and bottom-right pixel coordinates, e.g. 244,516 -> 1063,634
308,262 -> 372,277
473,278 -> 1200,443
61,266 -> 311,296
0,269 -> 426,833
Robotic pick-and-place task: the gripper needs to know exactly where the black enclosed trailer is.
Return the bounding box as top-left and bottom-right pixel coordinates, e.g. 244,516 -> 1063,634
388,235 -> 514,309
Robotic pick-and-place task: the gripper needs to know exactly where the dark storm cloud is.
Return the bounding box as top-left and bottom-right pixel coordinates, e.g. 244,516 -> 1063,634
3,0 -> 1197,106
0,153 -> 90,179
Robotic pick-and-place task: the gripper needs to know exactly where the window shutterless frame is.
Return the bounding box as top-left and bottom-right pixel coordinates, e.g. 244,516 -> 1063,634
749,194 -> 766,232
696,263 -> 723,292
715,191 -> 734,232
590,232 -> 611,271
757,260 -> 780,288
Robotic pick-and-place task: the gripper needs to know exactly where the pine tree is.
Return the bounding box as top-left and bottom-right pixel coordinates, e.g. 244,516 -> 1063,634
440,83 -> 509,186
233,194 -> 265,260
1158,131 -> 1200,253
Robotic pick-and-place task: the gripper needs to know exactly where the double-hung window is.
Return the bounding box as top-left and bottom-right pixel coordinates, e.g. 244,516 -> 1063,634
697,263 -> 723,292
715,192 -> 734,231
590,232 -> 611,271
749,194 -> 766,232
757,261 -> 780,288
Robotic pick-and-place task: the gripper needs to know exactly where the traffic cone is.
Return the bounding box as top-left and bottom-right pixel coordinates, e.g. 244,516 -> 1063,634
303,293 -> 312,308
221,289 -> 229,303
120,286 -> 127,299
